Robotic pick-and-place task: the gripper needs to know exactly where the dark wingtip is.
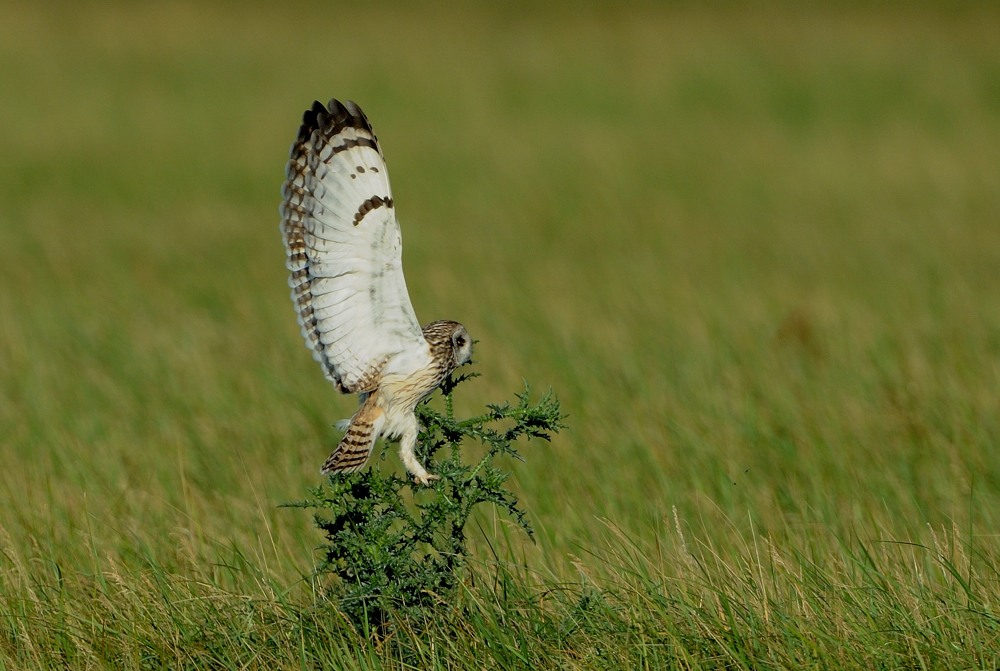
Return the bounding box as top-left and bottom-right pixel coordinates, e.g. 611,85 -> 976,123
295,96 -> 382,156
297,100 -> 328,143
302,100 -> 326,126
327,98 -> 348,115
343,100 -> 365,120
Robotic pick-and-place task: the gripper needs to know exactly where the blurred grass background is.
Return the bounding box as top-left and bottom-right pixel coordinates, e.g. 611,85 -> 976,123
1,0 -> 999,667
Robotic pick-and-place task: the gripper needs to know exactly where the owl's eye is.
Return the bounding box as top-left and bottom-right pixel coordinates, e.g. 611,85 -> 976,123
455,336 -> 466,347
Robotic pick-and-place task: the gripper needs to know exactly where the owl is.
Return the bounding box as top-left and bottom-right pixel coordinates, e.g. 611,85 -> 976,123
279,99 -> 473,485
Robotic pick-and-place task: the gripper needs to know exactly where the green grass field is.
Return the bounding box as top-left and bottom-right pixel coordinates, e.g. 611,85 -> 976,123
1,1 -> 1000,667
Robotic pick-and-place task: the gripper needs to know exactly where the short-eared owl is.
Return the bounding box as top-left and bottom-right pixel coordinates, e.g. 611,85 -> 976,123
279,99 -> 472,485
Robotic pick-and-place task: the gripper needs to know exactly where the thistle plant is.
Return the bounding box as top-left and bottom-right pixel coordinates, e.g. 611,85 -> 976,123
285,373 -> 565,627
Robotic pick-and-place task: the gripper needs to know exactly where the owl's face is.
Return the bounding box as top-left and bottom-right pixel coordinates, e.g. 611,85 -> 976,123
451,324 -> 473,367
421,319 -> 474,371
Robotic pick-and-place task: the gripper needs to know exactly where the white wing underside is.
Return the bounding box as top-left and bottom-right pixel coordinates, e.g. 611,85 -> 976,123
280,99 -> 428,393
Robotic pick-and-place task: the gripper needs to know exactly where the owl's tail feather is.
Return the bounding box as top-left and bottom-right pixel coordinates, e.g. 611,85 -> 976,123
320,393 -> 384,475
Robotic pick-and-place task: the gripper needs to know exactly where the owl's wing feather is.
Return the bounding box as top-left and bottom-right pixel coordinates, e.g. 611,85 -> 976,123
280,99 -> 426,393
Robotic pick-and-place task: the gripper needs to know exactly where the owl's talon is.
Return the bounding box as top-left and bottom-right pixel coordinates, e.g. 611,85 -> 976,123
413,473 -> 440,486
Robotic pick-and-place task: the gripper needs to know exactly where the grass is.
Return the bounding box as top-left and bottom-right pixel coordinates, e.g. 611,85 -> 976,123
1,0 -> 999,667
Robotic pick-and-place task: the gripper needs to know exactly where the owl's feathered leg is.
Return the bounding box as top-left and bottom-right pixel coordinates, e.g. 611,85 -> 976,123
399,415 -> 439,486
320,392 -> 384,475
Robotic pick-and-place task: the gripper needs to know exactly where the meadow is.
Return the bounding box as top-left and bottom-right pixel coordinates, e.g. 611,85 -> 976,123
1,1 -> 999,667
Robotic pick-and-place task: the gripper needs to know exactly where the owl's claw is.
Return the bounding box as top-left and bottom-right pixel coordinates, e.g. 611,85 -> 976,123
413,472 -> 441,487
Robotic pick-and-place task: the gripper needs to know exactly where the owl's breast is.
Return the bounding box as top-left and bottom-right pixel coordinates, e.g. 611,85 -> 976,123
376,363 -> 445,439
380,365 -> 444,410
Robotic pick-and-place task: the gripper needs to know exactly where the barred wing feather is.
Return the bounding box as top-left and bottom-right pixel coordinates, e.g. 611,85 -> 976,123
280,99 -> 426,393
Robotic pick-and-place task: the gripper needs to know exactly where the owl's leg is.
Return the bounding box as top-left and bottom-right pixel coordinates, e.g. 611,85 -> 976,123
399,415 -> 439,486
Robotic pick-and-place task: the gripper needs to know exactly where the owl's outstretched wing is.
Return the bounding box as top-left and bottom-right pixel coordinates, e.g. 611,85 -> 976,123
280,99 -> 426,393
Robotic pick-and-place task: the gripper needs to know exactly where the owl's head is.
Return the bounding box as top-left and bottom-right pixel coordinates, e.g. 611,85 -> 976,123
423,320 -> 474,370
